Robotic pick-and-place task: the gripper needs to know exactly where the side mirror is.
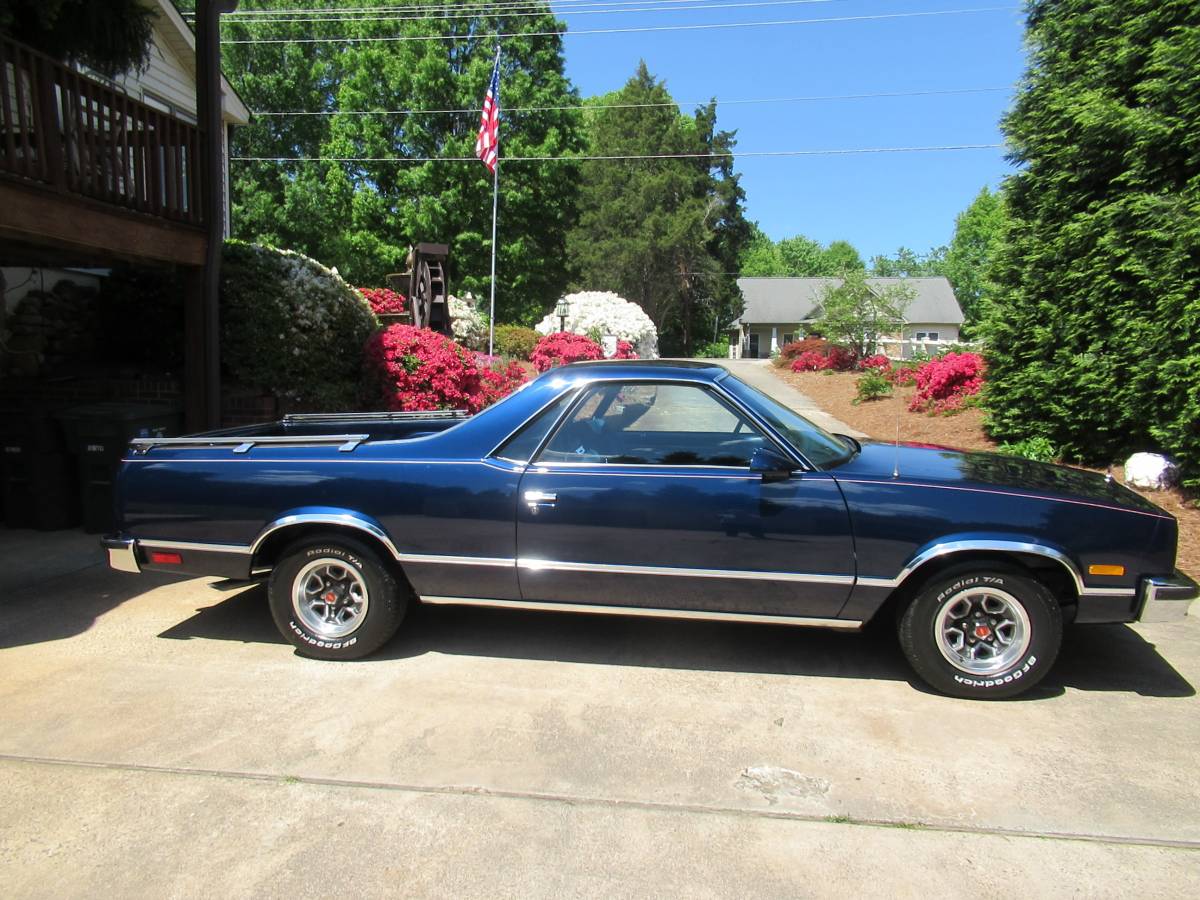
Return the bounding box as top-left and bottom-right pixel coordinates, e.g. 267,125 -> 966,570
749,447 -> 796,483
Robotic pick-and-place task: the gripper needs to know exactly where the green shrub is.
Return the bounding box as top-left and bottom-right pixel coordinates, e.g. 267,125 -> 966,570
694,341 -> 729,359
220,241 -> 377,410
996,437 -> 1058,463
853,369 -> 893,405
494,324 -> 540,360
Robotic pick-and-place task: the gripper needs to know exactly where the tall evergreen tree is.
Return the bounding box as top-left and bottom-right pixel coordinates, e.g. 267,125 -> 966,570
214,0 -> 583,323
982,1 -> 1200,484
568,62 -> 749,354
942,187 -> 1005,327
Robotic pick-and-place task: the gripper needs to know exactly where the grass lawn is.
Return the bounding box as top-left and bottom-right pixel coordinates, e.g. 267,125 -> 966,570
776,367 -> 1199,582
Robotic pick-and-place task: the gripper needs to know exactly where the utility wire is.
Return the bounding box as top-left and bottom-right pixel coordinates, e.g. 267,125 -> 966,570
251,86 -> 1009,117
233,144 -> 1004,162
214,0 -> 845,25
222,7 -> 1020,43
204,0 -> 815,17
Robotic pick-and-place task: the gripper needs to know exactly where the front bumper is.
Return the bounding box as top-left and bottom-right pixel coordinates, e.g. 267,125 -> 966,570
1137,571 -> 1198,623
102,535 -> 140,574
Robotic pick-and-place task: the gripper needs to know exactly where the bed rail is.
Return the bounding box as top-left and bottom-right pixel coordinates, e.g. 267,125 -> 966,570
128,434 -> 370,454
281,410 -> 471,424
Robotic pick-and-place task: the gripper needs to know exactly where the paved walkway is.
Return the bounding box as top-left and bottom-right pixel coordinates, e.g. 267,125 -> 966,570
715,357 -> 866,438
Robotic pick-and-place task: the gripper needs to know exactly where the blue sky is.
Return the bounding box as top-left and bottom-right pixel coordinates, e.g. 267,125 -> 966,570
553,0 -> 1027,260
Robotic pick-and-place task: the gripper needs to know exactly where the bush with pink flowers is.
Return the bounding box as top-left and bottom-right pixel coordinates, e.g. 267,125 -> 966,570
531,332 -> 604,372
789,344 -> 857,372
364,324 -> 526,412
613,339 -> 638,360
859,354 -> 892,373
908,352 -> 985,413
357,287 -> 406,316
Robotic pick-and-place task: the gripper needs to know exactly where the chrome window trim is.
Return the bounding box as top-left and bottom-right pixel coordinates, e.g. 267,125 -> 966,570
517,557 -> 854,585
419,595 -> 862,630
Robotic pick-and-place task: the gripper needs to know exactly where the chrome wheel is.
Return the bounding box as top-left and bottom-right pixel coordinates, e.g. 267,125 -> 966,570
933,587 -> 1031,675
291,558 -> 369,639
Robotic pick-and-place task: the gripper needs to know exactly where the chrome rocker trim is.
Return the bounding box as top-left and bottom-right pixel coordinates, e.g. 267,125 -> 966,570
1138,572 -> 1197,623
419,595 -> 862,629
517,557 -> 854,585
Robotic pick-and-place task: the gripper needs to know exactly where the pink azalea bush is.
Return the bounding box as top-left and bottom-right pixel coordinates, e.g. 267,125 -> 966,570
357,287 -> 407,316
531,332 -> 604,372
908,352 -> 985,413
364,324 -> 526,412
613,339 -> 638,359
789,344 -> 857,372
859,354 -> 892,373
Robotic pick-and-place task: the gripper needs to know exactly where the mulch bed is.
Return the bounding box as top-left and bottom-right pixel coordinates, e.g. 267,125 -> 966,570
776,367 -> 1199,582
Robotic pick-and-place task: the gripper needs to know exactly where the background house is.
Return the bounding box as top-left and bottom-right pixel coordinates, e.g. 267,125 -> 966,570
731,276 -> 966,359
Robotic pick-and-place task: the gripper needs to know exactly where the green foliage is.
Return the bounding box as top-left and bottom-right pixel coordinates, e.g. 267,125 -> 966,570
942,187 -> 1006,329
693,340 -> 730,359
220,241 -> 377,410
740,229 -> 867,277
219,1 -> 583,324
1,0 -> 153,76
981,1 -> 1200,487
815,270 -> 914,356
493,324 -> 540,360
853,369 -> 894,405
568,62 -> 751,355
869,246 -> 947,278
996,437 -> 1058,463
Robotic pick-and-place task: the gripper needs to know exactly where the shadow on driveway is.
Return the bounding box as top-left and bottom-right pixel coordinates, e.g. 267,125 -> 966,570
158,584 -> 1195,700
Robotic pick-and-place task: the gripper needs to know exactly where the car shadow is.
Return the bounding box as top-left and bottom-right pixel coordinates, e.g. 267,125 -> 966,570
158,585 -> 1195,699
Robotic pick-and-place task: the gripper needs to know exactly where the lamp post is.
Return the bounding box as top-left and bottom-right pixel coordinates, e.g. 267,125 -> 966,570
555,298 -> 570,332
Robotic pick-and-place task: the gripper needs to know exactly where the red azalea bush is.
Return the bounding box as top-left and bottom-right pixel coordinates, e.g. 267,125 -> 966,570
358,287 -> 406,316
364,324 -> 526,412
908,352 -> 985,413
613,339 -> 637,359
789,344 -> 857,372
531,332 -> 604,371
780,337 -> 829,359
859,354 -> 892,373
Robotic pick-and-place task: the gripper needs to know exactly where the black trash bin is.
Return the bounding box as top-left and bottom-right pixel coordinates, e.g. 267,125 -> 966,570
1,407 -> 79,530
56,402 -> 183,533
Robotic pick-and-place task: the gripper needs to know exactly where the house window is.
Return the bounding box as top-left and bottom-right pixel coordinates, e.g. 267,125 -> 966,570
927,331 -> 940,342
914,332 -> 928,341
782,333 -> 794,346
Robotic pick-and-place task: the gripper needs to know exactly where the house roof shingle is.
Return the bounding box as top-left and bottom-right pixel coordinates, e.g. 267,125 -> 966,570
734,276 -> 964,326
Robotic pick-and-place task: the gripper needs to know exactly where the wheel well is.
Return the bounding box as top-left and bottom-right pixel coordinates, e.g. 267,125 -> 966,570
252,524 -> 410,586
873,550 -> 1078,625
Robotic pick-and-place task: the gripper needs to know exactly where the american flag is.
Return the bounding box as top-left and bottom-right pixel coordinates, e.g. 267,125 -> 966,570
475,54 -> 500,173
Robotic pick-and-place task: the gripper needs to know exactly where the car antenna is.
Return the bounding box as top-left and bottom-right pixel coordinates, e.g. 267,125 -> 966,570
893,364 -> 901,479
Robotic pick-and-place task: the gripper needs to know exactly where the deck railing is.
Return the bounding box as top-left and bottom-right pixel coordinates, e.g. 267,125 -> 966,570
0,34 -> 203,226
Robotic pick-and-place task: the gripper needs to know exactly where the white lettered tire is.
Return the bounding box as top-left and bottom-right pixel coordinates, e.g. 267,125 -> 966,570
898,563 -> 1062,699
268,535 -> 407,660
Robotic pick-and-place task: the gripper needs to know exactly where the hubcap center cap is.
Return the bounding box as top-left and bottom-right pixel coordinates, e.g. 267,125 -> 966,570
973,623 -> 992,640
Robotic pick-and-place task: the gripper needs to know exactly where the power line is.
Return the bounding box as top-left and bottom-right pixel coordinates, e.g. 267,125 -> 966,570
251,86 -> 1009,117
206,0 -> 807,16
233,144 -> 1004,162
215,0 -> 846,25
222,7 -> 1020,43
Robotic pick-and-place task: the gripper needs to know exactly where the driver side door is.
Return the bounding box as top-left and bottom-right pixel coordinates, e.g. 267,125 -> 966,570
515,380 -> 855,619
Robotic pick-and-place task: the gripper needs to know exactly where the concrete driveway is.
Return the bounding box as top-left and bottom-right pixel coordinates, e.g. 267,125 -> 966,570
1,535 -> 1198,897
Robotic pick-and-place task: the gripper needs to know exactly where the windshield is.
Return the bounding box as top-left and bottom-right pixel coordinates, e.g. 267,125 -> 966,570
720,373 -> 855,469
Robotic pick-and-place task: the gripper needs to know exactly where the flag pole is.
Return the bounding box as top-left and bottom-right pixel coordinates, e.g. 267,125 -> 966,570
487,45 -> 501,357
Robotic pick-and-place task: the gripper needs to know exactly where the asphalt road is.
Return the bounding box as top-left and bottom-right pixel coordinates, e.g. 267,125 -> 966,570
1,547 -> 1198,897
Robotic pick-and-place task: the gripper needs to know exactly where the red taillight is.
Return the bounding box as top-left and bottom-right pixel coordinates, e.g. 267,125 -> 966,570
150,551 -> 183,565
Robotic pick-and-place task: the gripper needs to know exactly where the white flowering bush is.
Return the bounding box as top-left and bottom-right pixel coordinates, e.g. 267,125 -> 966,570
449,293 -> 489,351
535,291 -> 658,358
220,241 -> 377,409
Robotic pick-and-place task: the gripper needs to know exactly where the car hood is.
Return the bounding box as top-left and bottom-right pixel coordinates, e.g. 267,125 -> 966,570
832,440 -> 1167,516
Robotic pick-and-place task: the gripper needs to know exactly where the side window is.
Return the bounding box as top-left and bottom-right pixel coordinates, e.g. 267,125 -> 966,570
493,391 -> 575,463
537,382 -> 766,467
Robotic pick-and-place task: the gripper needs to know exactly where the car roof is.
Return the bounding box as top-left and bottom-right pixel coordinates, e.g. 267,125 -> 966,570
555,358 -> 728,381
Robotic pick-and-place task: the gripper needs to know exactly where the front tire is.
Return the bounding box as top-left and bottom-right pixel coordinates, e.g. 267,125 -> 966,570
268,535 -> 407,660
898,563 -> 1062,699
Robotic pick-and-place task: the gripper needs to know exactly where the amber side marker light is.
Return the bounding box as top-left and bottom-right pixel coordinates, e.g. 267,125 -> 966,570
1088,564 -> 1126,577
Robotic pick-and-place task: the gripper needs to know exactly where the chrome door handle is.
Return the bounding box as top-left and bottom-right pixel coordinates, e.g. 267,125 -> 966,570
523,490 -> 557,512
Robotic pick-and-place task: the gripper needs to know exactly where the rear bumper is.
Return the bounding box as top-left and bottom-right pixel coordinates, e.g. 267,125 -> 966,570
1137,571 -> 1198,623
102,535 -> 140,574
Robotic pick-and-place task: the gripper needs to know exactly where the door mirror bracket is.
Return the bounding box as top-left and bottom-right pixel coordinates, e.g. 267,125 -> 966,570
749,447 -> 796,483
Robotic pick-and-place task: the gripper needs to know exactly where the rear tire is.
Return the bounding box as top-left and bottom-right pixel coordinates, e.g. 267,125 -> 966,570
268,535 -> 407,660
898,563 -> 1062,699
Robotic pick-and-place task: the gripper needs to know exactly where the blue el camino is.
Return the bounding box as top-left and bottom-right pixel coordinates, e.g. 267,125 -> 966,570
103,359 -> 1196,698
